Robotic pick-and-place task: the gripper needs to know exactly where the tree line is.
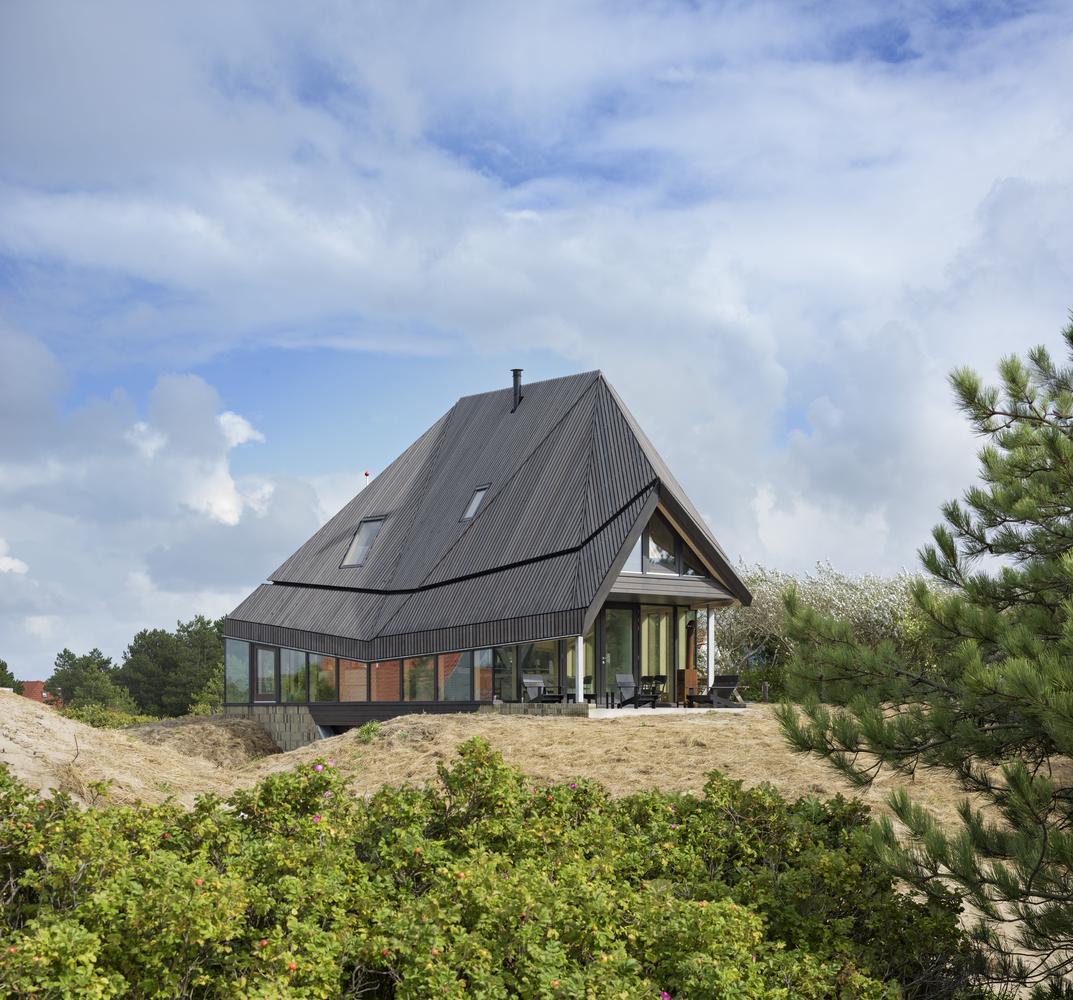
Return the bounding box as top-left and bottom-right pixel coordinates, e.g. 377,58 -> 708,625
31,615 -> 224,718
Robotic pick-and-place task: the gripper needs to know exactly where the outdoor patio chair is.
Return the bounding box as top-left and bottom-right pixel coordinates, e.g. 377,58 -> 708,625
616,673 -> 661,709
686,674 -> 746,709
521,675 -> 565,704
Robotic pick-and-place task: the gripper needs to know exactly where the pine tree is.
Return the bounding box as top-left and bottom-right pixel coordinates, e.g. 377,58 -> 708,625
777,320 -> 1073,996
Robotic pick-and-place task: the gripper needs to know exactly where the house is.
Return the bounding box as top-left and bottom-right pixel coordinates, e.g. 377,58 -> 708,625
20,681 -> 53,705
223,370 -> 751,748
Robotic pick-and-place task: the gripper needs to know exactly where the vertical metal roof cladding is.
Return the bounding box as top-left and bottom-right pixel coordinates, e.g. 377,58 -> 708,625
226,370 -> 751,659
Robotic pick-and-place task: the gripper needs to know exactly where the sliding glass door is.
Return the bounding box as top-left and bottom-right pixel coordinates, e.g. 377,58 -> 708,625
603,606 -> 636,703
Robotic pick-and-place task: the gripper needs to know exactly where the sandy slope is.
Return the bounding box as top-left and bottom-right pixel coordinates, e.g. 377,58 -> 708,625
0,692 -> 987,829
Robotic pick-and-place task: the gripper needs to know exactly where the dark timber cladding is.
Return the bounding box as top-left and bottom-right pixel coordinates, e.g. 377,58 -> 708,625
225,370 -> 751,662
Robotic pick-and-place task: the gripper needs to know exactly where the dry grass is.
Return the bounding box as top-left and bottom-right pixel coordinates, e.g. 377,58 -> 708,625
0,693 -> 986,830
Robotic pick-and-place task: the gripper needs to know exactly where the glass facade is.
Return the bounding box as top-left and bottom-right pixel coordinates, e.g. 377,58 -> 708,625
224,613 -> 701,709
403,656 -> 435,701
280,648 -> 308,702
310,654 -> 337,701
604,607 -> 634,702
371,660 -> 402,701
474,649 -> 494,701
624,511 -> 708,578
564,630 -> 595,697
254,647 -> 277,702
646,515 -> 678,574
493,646 -> 517,702
439,651 -> 472,701
641,606 -> 672,680
224,639 -> 250,704
339,659 -> 367,701
517,640 -> 558,689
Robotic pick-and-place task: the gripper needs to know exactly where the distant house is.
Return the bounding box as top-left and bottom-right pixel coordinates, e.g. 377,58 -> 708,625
224,370 -> 751,745
20,681 -> 52,704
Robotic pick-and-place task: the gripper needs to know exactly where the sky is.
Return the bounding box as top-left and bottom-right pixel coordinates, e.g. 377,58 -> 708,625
2,1 -> 1073,679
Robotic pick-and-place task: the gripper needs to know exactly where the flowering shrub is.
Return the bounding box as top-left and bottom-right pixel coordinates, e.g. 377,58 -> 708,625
708,563 -> 936,699
0,739 -> 984,998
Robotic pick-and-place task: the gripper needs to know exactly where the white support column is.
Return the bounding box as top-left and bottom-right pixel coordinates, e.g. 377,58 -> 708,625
706,607 -> 716,688
575,634 -> 585,704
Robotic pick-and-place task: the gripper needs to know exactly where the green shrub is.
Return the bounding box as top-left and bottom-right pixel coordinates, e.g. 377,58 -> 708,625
356,720 -> 382,743
0,739 -> 985,999
60,703 -> 158,729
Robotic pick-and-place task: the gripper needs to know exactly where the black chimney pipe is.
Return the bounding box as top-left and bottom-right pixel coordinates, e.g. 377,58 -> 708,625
511,368 -> 523,412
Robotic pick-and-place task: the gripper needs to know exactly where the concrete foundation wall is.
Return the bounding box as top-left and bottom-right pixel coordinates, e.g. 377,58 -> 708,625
480,702 -> 590,718
226,704 -> 321,751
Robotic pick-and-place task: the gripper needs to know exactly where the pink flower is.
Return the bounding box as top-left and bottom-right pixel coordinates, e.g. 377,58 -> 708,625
569,783 -> 577,789
323,790 -> 332,799
313,764 -> 324,773
660,992 -> 672,1000
312,814 -> 321,824
670,824 -> 679,830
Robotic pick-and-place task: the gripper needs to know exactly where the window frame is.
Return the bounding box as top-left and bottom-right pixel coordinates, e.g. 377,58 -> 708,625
460,485 -> 490,522
626,513 -> 709,578
341,517 -> 386,568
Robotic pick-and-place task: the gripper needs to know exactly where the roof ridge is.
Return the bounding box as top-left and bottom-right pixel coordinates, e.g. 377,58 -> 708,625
370,373 -> 603,638
454,369 -> 600,403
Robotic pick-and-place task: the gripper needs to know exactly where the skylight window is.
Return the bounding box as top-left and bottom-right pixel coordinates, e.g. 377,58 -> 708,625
461,486 -> 489,521
342,518 -> 385,567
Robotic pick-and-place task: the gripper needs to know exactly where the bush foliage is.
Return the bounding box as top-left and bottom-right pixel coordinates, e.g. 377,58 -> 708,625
1,739 -> 983,999
707,563 -> 934,699
59,703 -> 159,729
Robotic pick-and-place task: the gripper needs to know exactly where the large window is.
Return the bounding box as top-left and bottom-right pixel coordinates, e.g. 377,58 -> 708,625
564,631 -> 595,696
254,647 -> 278,703
438,652 -> 470,701
371,660 -> 402,701
224,639 -> 250,704
403,656 -> 435,701
641,606 -> 672,680
342,518 -> 385,567
518,640 -> 559,689
280,649 -> 308,702
624,512 -> 709,577
493,646 -> 517,702
646,515 -> 678,574
474,649 -> 494,701
339,659 -> 368,701
310,654 -> 337,701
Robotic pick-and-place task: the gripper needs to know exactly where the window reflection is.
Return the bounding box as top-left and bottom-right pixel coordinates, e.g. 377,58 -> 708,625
403,656 -> 435,701
647,514 -> 678,574
339,659 -> 368,701
310,654 -> 337,701
280,649 -> 307,702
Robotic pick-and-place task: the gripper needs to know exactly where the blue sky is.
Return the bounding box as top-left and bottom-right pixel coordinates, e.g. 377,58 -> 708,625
1,1 -> 1073,677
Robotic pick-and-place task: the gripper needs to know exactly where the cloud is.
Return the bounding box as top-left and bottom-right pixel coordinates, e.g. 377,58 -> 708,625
0,328 -> 328,677
1,2 -> 1072,671
0,539 -> 28,575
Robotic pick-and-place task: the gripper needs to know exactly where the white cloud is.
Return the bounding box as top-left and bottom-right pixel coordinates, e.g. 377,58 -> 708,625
218,411 -> 265,448
0,539 -> 28,575
752,485 -> 890,575
0,2 -> 1072,670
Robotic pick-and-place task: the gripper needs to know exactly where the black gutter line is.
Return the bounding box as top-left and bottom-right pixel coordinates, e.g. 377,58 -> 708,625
270,479 -> 659,598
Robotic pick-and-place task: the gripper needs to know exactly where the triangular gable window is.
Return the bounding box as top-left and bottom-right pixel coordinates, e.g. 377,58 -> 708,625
621,511 -> 707,577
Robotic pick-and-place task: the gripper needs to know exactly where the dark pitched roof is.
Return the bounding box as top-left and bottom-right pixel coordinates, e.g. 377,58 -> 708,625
227,371 -> 750,659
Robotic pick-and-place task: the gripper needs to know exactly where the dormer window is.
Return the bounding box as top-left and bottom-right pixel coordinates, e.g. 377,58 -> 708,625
461,486 -> 489,521
342,517 -> 385,567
